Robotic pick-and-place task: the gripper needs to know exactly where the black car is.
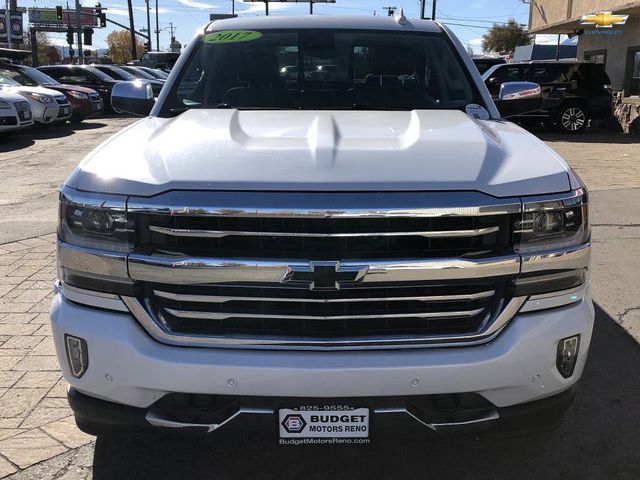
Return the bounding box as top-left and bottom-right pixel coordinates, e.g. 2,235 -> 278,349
472,56 -> 506,75
37,65 -> 120,111
118,65 -> 165,82
483,61 -> 613,133
91,64 -> 164,96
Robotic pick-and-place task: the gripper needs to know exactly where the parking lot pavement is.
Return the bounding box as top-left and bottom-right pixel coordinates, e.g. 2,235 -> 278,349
0,123 -> 638,479
0,118 -> 137,245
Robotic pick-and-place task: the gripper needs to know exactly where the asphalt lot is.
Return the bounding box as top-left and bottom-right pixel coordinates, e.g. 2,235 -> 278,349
0,119 -> 638,479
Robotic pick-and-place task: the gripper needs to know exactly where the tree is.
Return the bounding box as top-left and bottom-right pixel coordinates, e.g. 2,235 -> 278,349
482,19 -> 532,54
25,31 -> 61,66
106,30 -> 145,64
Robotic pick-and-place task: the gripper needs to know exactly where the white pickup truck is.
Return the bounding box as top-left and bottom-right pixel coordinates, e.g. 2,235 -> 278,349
51,15 -> 593,440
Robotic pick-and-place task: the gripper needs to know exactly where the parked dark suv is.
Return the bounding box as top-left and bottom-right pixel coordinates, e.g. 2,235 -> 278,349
472,56 -> 506,75
483,61 -> 612,133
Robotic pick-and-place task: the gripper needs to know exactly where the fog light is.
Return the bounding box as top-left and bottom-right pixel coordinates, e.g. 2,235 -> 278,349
556,335 -> 580,378
65,335 -> 88,378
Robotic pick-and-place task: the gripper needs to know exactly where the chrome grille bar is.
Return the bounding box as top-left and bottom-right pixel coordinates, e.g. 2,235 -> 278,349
127,255 -> 521,285
153,289 -> 495,304
149,225 -> 500,239
164,308 -> 485,321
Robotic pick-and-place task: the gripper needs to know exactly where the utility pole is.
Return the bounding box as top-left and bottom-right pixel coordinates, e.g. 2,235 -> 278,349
127,0 -> 136,60
310,0 -> 313,14
155,0 -> 159,50
382,6 -> 396,16
5,0 -> 11,49
168,21 -> 177,50
265,0 -> 269,16
431,0 -> 437,21
145,0 -> 151,51
231,0 -> 234,15
419,0 -> 425,19
75,0 -> 83,64
29,27 -> 37,66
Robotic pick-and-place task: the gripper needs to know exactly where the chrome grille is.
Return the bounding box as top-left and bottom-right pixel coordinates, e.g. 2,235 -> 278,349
140,214 -> 511,260
145,281 -> 505,340
126,191 -> 520,349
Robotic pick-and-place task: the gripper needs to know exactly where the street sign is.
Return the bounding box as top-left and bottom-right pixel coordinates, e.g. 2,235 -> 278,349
10,12 -> 23,43
0,11 -> 23,44
28,7 -> 98,27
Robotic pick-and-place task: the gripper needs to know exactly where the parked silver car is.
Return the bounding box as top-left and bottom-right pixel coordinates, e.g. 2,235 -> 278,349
0,74 -> 72,125
0,90 -> 33,132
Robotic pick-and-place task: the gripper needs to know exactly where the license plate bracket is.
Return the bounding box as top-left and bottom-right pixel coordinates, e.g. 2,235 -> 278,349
279,407 -> 370,438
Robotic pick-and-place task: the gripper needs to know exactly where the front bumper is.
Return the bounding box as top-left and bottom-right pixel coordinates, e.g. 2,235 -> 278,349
50,291 -> 594,413
68,384 -> 577,437
33,103 -> 72,124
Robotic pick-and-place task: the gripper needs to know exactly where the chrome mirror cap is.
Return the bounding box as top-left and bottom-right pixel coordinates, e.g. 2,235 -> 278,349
111,80 -> 155,116
498,82 -> 542,101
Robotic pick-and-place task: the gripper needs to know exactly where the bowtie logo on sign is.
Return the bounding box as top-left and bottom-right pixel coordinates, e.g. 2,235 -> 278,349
581,11 -> 629,28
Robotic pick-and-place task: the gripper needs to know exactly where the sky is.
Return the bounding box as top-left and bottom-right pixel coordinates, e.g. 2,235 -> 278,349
17,0 -> 560,54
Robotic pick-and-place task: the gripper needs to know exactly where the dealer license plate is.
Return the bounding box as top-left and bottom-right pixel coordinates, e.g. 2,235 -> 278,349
61,107 -> 70,116
279,407 -> 369,438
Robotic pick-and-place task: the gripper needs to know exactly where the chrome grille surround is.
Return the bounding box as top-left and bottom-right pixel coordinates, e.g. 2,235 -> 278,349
122,190 -> 521,348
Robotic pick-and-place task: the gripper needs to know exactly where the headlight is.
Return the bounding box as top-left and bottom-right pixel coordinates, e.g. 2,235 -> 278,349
515,188 -> 589,253
27,92 -> 53,103
58,187 -> 135,253
0,100 -> 10,109
67,91 -> 88,99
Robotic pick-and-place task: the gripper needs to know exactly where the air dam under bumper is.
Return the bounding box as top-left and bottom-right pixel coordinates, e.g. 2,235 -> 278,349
50,293 -> 594,410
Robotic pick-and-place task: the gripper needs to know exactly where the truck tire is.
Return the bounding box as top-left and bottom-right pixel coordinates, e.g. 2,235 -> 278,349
553,103 -> 589,134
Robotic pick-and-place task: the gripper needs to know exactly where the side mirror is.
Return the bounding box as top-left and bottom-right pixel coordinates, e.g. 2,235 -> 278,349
494,81 -> 543,118
111,80 -> 154,116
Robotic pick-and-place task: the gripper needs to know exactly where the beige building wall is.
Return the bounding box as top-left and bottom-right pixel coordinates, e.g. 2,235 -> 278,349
530,0 -> 640,32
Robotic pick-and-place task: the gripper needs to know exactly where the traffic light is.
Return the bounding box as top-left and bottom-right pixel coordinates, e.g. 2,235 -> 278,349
83,28 -> 93,46
56,6 -> 63,22
99,13 -> 106,28
145,40 -> 151,52
66,26 -> 74,45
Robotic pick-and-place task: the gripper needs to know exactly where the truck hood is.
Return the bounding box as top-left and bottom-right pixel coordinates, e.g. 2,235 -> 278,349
70,109 -> 572,197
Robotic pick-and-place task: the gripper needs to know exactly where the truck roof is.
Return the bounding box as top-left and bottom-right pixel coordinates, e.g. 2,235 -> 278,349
205,15 -> 443,34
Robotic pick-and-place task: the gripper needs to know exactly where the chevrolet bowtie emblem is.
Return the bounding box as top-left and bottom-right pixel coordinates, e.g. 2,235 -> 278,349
282,262 -> 369,290
581,11 -> 629,28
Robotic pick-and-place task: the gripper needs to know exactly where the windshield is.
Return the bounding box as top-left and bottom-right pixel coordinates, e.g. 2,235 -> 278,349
100,66 -> 136,81
145,68 -> 169,79
162,29 -> 483,113
0,66 -> 60,86
83,66 -> 118,82
121,66 -> 155,80
481,64 -> 503,81
0,74 -> 20,86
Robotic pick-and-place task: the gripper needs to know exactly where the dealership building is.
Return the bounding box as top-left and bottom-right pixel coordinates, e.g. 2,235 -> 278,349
528,0 -> 640,131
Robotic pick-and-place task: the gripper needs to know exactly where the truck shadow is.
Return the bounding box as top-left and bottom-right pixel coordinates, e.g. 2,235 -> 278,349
91,303 -> 640,480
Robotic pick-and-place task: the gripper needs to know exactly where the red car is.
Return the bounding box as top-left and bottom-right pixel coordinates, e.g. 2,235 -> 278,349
0,62 -> 103,122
